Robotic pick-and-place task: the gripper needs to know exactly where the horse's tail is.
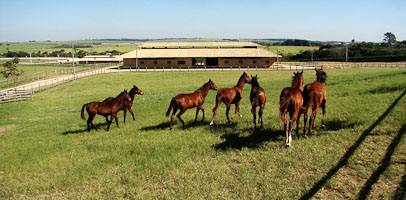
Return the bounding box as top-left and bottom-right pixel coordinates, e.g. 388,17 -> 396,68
166,98 -> 175,117
279,89 -> 290,123
81,104 -> 87,120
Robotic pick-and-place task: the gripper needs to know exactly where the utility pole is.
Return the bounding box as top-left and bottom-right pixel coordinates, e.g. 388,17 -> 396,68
72,43 -> 76,76
345,45 -> 349,62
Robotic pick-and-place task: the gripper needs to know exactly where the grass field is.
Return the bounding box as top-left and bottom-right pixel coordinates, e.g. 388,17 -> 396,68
265,45 -> 319,57
0,64 -> 95,89
0,41 -> 138,56
0,68 -> 405,199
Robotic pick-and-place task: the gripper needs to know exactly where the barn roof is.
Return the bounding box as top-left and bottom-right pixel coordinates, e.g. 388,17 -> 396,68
120,48 -> 279,59
139,41 -> 259,49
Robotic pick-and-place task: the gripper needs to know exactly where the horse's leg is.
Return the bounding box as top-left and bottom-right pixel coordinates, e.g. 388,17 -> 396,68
251,104 -> 257,128
123,109 -> 127,124
320,99 -> 326,128
296,112 -> 301,136
210,96 -> 221,126
226,104 -> 232,124
114,113 -> 119,128
201,108 -> 205,122
169,105 -> 178,130
194,107 -> 200,123
288,112 -> 298,146
259,105 -> 264,129
129,108 -> 135,121
106,115 -> 113,131
309,106 -> 318,135
303,110 -> 308,136
235,102 -> 242,118
87,113 -> 95,132
176,109 -> 186,129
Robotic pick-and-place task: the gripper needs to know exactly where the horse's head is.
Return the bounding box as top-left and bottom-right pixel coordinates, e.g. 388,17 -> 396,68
292,70 -> 304,90
250,75 -> 259,86
131,85 -> 144,96
207,79 -> 218,91
315,67 -> 327,83
241,72 -> 252,83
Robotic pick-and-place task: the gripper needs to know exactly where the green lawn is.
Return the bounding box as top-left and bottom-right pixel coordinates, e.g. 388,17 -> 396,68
0,41 -> 138,55
0,69 -> 405,199
0,64 -> 96,89
265,45 -> 319,56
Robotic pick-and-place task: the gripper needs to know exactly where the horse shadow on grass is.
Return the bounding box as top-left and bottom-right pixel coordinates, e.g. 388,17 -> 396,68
62,122 -> 109,135
364,84 -> 406,95
213,128 -> 284,151
322,119 -> 361,131
139,120 -> 213,131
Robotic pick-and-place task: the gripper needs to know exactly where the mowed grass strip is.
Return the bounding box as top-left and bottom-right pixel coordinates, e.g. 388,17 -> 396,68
0,68 -> 405,199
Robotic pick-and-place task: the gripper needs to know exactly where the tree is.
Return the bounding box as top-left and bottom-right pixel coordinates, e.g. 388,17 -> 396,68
1,58 -> 24,86
383,32 -> 396,46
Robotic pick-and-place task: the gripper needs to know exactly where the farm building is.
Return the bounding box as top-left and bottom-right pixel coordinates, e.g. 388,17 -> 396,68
77,54 -> 122,64
120,41 -> 279,69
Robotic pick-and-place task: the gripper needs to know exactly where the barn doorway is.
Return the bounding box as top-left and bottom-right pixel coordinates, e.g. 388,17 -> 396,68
206,58 -> 218,67
192,58 -> 205,67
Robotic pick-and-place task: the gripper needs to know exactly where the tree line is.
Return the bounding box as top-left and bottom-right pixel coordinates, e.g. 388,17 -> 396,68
2,49 -> 123,58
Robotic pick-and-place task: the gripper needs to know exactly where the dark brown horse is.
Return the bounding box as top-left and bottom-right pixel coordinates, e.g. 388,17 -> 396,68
210,72 -> 252,126
166,79 -> 218,129
81,90 -> 132,131
249,75 -> 267,128
104,85 -> 144,123
301,67 -> 327,135
279,71 -> 304,146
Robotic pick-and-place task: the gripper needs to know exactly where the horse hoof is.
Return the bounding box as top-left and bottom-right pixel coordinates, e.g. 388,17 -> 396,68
321,124 -> 326,129
209,121 -> 214,126
239,114 -> 243,118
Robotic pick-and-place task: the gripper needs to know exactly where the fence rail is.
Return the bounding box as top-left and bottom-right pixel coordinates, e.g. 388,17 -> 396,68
0,89 -> 32,103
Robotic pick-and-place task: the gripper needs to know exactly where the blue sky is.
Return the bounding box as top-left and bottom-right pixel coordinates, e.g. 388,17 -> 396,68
0,0 -> 405,42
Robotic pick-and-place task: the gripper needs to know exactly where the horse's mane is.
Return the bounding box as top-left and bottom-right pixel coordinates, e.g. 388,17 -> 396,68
115,91 -> 127,99
236,73 -> 247,86
196,81 -> 210,91
129,86 -> 138,96
291,73 -> 303,89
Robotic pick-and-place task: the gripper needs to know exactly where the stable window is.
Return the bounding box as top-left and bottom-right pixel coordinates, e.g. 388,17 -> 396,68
140,61 -> 144,64
153,60 -> 158,65
167,60 -> 172,64
238,60 -> 243,64
265,60 -> 270,64
177,60 -> 186,65
224,60 -> 229,64
252,60 -> 257,64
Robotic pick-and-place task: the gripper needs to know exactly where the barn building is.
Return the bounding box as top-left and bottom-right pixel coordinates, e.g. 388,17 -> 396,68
120,41 -> 279,69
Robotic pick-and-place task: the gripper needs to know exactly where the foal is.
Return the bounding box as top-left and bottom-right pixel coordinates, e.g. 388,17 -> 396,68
210,72 -> 252,126
81,90 -> 132,131
249,75 -> 267,128
166,79 -> 218,129
279,71 -> 304,146
302,67 -> 327,135
104,85 -> 144,123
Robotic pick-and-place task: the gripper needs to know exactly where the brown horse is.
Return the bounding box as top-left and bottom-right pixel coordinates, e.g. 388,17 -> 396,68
166,79 -> 218,129
279,71 -> 304,146
249,75 -> 267,128
301,67 -> 327,135
104,85 -> 144,123
210,72 -> 252,126
81,90 -> 132,131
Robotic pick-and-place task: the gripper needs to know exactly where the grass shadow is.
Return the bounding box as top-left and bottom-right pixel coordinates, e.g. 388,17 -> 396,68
323,119 -> 361,131
357,123 -> 406,199
62,122 -> 109,135
299,89 -> 406,200
365,85 -> 406,94
139,122 -> 169,131
213,128 -> 284,151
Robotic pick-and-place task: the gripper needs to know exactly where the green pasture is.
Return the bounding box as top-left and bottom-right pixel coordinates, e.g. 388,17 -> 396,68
0,68 -> 405,199
265,45 -> 319,57
0,41 -> 138,55
0,64 -> 95,89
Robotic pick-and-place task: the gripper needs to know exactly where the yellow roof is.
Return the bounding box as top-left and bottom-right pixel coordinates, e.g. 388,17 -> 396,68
120,48 -> 278,59
140,41 -> 259,48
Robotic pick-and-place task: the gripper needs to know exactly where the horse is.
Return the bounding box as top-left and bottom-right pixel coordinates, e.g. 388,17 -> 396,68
301,67 -> 327,135
81,90 -> 132,131
104,85 -> 144,123
166,79 -> 218,129
209,72 -> 252,126
279,70 -> 304,146
249,75 -> 267,128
